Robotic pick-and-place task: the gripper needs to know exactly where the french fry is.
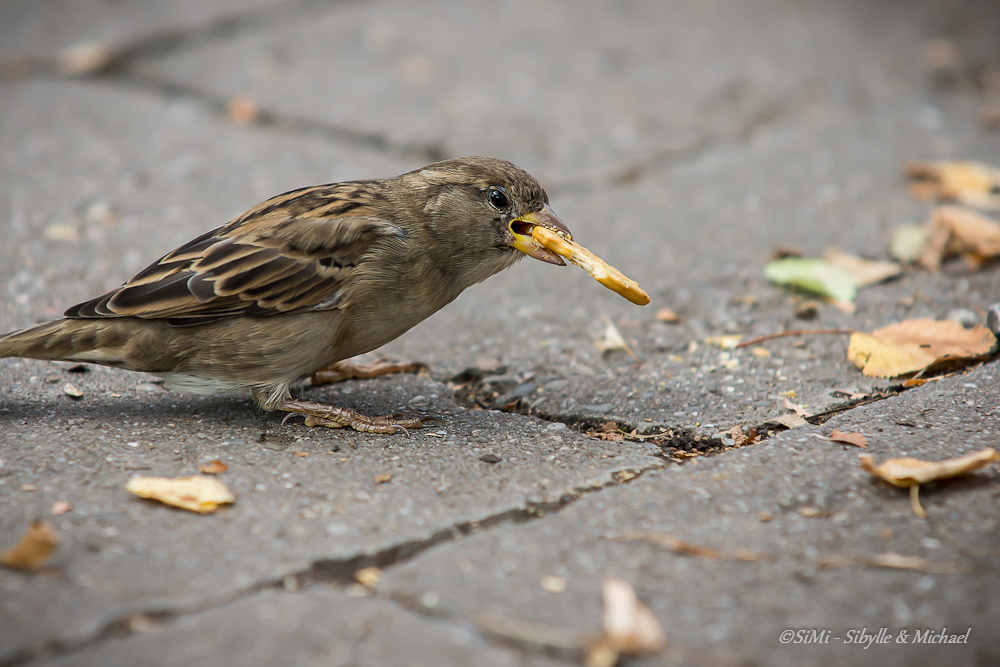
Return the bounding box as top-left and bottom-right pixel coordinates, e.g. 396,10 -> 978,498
532,226 -> 650,305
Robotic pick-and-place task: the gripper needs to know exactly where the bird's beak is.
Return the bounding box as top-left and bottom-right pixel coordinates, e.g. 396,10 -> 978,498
508,204 -> 572,265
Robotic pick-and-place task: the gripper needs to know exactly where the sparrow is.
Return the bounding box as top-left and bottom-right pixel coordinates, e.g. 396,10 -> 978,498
0,157 -> 572,433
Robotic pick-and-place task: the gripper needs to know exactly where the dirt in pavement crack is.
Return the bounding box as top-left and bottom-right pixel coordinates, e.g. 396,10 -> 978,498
2,465 -> 657,667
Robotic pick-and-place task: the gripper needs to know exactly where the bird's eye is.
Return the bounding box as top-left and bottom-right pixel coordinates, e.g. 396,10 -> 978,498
488,187 -> 510,210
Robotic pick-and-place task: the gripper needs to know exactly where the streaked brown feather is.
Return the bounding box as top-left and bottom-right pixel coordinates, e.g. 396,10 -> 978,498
65,182 -> 403,326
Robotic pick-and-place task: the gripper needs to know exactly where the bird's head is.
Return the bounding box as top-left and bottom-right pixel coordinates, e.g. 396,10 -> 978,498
403,156 -> 572,268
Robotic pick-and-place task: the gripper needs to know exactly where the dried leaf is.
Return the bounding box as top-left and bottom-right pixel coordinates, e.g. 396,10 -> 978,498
860,448 -> 998,487
823,248 -> 902,286
602,577 -> 667,656
44,223 -> 80,243
585,636 -> 620,667
1,521 -> 59,571
826,430 -> 868,449
919,206 -> 1000,270
767,413 -> 808,429
934,206 -> 1000,257
616,530 -> 722,560
889,224 -> 932,264
764,257 -> 857,303
848,331 -> 937,378
794,300 -> 821,319
867,553 -> 973,574
875,317 -> 995,358
57,41 -> 114,76
848,319 -> 996,378
355,566 -> 382,589
226,95 -> 259,125
817,552 -> 974,574
49,500 -> 73,515
704,334 -> 743,349
540,574 -> 568,593
905,160 -> 1000,209
198,460 -> 228,475
860,448 -> 998,518
654,306 -> 680,323
594,315 -> 639,361
783,396 -> 812,417
979,102 -> 1000,130
126,475 -> 235,514
734,548 -> 776,562
714,425 -> 761,447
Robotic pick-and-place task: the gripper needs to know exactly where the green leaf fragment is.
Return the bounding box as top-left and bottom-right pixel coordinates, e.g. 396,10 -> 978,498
764,257 -> 858,303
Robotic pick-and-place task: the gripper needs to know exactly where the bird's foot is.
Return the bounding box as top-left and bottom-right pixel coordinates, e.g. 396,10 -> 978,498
309,357 -> 427,386
281,398 -> 431,434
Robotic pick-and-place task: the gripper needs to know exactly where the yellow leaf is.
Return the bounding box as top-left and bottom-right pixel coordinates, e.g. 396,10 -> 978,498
848,319 -> 996,378
126,475 -> 235,514
848,331 -> 937,378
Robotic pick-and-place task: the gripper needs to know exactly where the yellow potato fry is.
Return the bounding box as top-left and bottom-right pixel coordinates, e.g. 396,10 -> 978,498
531,226 -> 650,305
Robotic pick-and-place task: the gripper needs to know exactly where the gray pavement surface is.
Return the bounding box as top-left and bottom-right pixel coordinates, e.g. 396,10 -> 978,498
2,1 -> 1000,666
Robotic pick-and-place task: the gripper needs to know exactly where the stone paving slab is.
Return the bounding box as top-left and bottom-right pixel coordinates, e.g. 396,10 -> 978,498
134,0 -> 1000,181
1,0 -> 1000,665
38,588 -> 567,667
0,369 -> 659,662
0,0 -> 296,62
376,364 -> 1000,667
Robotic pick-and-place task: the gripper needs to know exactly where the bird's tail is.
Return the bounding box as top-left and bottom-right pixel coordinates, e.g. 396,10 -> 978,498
0,319 -> 129,365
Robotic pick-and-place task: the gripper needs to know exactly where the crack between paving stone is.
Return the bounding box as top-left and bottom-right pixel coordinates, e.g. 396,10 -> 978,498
6,21 -> 815,193
103,0 -> 366,63
546,86 -> 811,196
100,71 -> 449,163
2,0 -> 445,163
459,377 -> 915,460
3,461 -> 661,667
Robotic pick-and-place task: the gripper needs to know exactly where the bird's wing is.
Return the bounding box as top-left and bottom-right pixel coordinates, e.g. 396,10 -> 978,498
65,183 -> 404,326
